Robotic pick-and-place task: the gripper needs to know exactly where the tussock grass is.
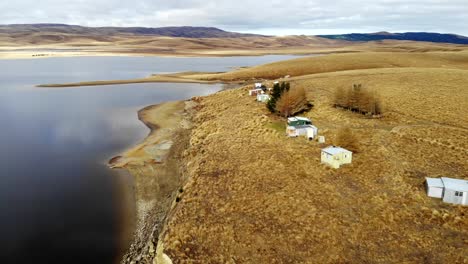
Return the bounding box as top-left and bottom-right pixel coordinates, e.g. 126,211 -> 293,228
158,52 -> 468,263
265,120 -> 286,134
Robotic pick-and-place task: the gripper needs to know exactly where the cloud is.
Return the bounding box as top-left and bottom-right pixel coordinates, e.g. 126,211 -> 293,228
0,0 -> 467,35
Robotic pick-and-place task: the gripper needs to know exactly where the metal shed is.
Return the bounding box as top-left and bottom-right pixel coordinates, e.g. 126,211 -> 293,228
441,177 -> 468,205
425,177 -> 468,206
321,146 -> 352,169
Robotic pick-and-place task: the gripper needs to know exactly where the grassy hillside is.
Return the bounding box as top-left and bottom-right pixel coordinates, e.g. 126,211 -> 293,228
158,52 -> 468,263
186,51 -> 468,81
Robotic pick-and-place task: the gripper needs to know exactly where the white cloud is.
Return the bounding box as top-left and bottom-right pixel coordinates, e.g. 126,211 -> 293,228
0,0 -> 467,35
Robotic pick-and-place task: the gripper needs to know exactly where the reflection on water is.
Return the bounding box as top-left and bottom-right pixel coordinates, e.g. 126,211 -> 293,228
0,55 -> 304,263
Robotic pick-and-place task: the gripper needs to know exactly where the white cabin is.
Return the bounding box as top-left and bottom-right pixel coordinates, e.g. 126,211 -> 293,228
257,94 -> 270,103
286,125 -> 318,140
321,146 -> 352,169
426,177 -> 468,206
254,83 -> 263,88
249,88 -> 263,96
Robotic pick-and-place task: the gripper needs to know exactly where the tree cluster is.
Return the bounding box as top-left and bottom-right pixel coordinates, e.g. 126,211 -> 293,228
334,84 -> 382,116
267,82 -> 290,113
276,87 -> 311,117
267,82 -> 311,117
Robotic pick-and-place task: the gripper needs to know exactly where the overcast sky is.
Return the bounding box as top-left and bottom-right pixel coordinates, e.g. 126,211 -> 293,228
1,0 -> 467,36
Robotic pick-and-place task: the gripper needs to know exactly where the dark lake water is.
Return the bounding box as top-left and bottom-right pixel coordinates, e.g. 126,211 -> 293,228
0,55 -> 302,263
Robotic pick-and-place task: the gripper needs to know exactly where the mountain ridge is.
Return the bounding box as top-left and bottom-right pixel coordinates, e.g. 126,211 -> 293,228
0,24 -> 265,38
319,32 -> 468,45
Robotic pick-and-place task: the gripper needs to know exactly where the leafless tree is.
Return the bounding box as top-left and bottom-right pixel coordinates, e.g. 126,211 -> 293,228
334,84 -> 382,115
276,87 -> 310,117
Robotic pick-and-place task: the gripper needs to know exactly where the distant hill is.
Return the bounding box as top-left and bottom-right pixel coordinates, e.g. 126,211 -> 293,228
318,32 -> 468,45
0,24 -> 264,38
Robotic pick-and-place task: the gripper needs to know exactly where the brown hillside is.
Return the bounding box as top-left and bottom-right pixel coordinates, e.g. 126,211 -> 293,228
3,28 -> 468,58
187,51 -> 468,81
159,60 -> 468,263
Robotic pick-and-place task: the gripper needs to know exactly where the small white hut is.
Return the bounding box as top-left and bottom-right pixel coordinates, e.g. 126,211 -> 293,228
321,146 -> 352,169
249,88 -> 263,96
256,94 -> 270,103
286,125 -> 318,140
426,177 -> 468,205
254,83 -> 263,88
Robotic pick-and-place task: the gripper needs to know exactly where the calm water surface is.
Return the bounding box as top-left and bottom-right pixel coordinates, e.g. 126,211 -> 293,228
0,55 -> 303,263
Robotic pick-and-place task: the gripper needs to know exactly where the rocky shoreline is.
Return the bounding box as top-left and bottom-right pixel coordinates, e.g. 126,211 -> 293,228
110,100 -> 199,264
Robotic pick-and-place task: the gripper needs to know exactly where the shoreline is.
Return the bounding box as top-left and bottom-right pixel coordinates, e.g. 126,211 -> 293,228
109,100 -> 189,168
111,100 -> 196,263
37,73 -> 221,88
0,48 -> 347,61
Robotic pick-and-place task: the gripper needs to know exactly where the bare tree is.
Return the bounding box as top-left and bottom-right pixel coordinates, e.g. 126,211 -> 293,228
334,87 -> 347,107
276,86 -> 310,117
334,83 -> 382,115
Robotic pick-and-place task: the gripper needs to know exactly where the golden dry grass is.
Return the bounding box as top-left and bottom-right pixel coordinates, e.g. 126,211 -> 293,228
159,53 -> 468,263
186,51 -> 468,81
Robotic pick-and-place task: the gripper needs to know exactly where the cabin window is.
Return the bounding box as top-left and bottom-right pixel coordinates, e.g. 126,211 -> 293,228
455,191 -> 463,197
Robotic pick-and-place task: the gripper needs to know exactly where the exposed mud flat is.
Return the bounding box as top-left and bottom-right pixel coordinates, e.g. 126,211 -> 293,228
110,101 -> 198,264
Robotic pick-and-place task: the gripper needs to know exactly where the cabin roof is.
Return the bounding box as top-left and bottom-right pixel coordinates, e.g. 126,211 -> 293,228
441,177 -> 468,192
322,146 -> 352,155
426,177 -> 444,188
288,116 -> 310,122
